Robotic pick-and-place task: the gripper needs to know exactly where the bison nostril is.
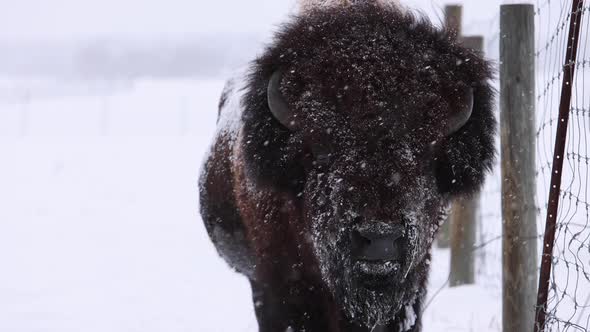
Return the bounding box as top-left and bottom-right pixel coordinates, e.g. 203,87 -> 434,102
351,229 -> 372,250
351,226 -> 404,262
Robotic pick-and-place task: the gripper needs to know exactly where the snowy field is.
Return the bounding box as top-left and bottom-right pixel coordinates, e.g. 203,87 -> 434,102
0,78 -> 502,331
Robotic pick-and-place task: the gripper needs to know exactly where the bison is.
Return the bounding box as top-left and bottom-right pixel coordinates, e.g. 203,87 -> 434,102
199,2 -> 495,331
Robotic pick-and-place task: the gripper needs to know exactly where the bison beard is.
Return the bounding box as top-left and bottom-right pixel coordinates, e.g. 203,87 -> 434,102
199,2 -> 496,331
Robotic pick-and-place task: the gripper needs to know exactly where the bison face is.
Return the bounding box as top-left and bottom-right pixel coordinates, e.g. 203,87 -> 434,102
241,4 -> 496,327
268,70 -> 465,326
302,131 -> 444,326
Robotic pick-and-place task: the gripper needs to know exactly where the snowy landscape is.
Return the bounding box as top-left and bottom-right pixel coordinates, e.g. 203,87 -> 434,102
0,0 -> 587,331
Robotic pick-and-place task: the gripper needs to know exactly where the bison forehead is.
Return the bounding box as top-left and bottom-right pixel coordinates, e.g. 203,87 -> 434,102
260,3 -> 479,134
290,31 -> 445,91
282,37 -> 449,118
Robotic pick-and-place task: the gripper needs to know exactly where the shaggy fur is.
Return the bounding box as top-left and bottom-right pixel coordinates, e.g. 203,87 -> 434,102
298,0 -> 401,13
200,2 -> 495,332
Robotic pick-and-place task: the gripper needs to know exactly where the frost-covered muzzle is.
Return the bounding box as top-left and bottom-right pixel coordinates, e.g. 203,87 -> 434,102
350,221 -> 413,284
305,166 -> 443,326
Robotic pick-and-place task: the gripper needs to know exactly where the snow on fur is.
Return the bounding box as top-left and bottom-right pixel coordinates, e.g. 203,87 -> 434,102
201,2 -> 496,331
298,0 -> 401,13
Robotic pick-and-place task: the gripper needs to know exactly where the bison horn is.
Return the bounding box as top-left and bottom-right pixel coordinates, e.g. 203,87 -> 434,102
267,70 -> 298,130
445,87 -> 474,136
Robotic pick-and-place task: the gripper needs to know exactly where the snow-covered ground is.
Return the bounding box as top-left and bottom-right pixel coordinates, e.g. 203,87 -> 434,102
0,78 -> 503,331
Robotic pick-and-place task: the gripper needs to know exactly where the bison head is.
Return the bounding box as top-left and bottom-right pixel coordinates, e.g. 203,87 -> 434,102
241,3 -> 495,327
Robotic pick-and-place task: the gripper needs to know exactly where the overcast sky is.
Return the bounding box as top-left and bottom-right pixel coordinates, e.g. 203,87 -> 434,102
2,0 -> 560,79
0,0 -> 507,41
0,0 -> 296,41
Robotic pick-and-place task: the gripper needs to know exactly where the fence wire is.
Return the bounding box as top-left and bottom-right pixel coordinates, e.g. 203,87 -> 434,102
535,1 -> 590,330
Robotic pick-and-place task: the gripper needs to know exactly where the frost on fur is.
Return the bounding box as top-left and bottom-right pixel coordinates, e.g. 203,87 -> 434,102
200,2 -> 495,331
298,0 -> 401,12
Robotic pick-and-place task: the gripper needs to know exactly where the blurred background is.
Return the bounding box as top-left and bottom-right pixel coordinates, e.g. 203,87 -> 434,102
0,0 -> 503,81
0,1 -> 579,331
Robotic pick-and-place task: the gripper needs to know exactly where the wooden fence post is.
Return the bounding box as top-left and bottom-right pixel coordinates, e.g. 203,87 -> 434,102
500,4 -> 537,332
445,4 -> 462,37
437,4 -> 463,248
449,194 -> 478,286
449,35 -> 484,287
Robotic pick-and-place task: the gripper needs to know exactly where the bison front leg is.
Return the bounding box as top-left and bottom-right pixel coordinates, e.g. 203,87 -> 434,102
250,280 -> 293,332
249,279 -> 334,332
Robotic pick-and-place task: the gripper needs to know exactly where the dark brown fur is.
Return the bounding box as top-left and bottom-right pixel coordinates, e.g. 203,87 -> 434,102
200,3 -> 495,331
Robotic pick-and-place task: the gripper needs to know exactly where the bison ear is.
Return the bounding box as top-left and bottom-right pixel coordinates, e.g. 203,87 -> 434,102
267,70 -> 299,131
434,82 -> 496,196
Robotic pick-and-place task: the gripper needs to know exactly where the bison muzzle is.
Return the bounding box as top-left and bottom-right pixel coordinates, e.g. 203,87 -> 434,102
199,2 -> 495,331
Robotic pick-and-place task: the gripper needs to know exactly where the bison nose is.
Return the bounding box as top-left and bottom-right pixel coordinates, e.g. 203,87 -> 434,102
351,224 -> 404,262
